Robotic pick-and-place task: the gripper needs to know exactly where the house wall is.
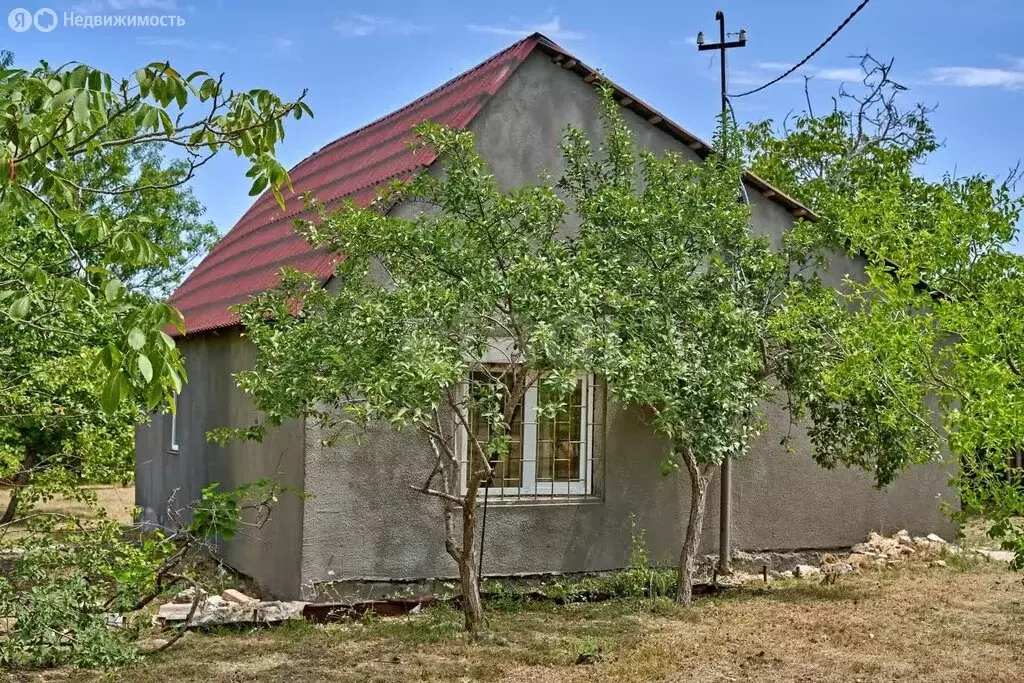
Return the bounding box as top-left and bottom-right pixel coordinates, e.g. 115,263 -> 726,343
297,52 -> 957,593
135,331 -> 306,598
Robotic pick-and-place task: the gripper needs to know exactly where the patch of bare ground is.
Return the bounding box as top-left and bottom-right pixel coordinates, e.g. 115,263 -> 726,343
30,559 -> 1024,683
0,484 -> 135,539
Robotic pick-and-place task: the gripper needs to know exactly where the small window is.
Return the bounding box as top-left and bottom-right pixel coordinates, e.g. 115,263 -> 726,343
169,403 -> 179,453
462,370 -> 601,500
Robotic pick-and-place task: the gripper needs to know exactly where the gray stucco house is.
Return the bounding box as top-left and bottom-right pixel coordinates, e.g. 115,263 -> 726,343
136,33 -> 956,600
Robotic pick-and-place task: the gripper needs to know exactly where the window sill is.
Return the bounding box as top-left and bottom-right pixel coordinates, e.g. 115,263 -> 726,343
482,495 -> 603,508
166,449 -> 180,455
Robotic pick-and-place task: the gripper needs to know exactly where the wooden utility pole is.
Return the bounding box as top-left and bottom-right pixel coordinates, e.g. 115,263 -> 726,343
696,10 -> 746,576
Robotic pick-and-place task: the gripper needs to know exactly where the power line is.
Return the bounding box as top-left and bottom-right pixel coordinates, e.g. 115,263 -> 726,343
728,0 -> 872,98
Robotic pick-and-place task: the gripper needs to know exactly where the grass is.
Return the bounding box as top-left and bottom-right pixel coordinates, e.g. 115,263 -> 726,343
33,560 -> 1024,682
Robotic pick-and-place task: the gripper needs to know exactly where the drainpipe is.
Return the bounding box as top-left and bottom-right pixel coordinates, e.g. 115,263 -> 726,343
718,456 -> 732,574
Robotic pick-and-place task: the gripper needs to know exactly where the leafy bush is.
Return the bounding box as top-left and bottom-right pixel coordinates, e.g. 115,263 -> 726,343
0,481 -> 283,670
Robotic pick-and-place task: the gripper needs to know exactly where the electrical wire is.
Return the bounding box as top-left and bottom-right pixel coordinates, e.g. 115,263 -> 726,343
729,0 -> 872,98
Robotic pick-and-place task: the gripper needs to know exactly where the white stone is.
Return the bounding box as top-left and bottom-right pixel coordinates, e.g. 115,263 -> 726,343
926,533 -> 947,545
793,564 -> 821,578
222,589 -> 256,605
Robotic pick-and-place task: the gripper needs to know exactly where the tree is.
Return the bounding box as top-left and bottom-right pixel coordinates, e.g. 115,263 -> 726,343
231,122 -> 597,634
0,56 -> 309,516
0,109 -> 221,523
0,55 -> 310,668
0,57 -> 310,422
742,56 -> 1024,564
560,94 -> 806,603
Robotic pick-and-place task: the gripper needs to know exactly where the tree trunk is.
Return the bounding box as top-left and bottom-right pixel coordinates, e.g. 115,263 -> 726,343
458,492 -> 485,634
439,494 -> 486,635
0,486 -> 20,526
1,450 -> 35,526
676,443 -> 713,606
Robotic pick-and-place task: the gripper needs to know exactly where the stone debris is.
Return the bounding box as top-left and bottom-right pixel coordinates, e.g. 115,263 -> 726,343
793,564 -> 820,578
156,598 -> 306,628
221,588 -> 256,605
172,586 -> 208,604
772,529 -> 956,584
844,529 -> 950,565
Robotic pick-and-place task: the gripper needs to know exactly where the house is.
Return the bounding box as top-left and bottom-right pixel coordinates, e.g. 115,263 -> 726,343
135,33 -> 956,600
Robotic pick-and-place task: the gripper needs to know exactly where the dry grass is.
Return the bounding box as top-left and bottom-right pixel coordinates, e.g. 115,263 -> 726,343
0,485 -> 135,535
32,558 -> 1024,683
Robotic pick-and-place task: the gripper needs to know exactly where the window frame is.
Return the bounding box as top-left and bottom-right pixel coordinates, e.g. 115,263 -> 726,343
458,372 -> 597,499
169,403 -> 180,454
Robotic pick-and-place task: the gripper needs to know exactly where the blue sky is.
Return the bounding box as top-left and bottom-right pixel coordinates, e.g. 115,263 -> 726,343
5,0 -> 1023,250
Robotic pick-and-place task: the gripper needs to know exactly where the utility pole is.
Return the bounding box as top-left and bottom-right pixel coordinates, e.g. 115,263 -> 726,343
697,10 -> 746,576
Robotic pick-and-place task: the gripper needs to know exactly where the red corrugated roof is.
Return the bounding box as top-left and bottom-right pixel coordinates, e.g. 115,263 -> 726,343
169,34 -> 540,335
170,32 -> 814,337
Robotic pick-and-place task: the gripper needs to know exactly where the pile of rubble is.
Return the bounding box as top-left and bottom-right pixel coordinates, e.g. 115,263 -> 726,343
156,587 -> 306,628
719,530 -> 953,586
790,530 -> 951,581
843,530 -> 950,569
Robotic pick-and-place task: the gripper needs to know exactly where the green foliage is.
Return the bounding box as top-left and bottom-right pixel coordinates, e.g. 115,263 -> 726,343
562,97 -> 770,472
0,480 -> 282,670
0,55 -> 309,424
743,56 -> 1024,562
0,52 -> 309,669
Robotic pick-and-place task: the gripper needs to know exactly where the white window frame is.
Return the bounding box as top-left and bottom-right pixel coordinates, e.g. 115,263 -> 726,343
459,373 -> 596,498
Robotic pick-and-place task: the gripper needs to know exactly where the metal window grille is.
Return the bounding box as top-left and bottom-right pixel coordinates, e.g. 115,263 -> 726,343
460,373 -> 604,501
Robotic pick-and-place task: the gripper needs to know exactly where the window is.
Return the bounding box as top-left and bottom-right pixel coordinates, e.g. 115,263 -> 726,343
169,402 -> 179,453
462,370 -> 601,500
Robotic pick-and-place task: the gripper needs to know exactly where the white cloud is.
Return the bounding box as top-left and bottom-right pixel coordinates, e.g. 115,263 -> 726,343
815,67 -> 867,82
136,36 -> 236,52
74,0 -> 180,11
274,37 -> 295,55
751,62 -> 865,83
334,14 -> 429,38
468,16 -> 584,42
930,65 -> 1024,90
